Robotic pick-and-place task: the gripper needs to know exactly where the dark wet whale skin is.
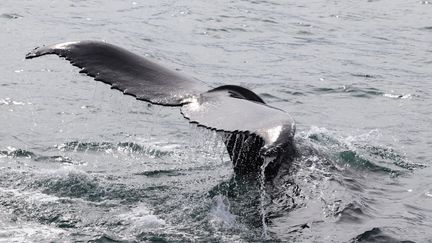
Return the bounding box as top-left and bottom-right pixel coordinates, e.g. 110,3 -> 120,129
26,40 -> 296,177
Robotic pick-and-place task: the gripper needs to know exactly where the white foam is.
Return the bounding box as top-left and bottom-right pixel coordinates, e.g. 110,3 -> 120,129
0,187 -> 61,204
303,126 -> 329,138
0,98 -> 28,106
0,222 -> 65,242
0,201 -> 66,242
383,93 -> 412,99
116,203 -> 166,229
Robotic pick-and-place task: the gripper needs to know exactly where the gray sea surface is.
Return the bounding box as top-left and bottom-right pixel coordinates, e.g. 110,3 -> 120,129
1,0 -> 431,242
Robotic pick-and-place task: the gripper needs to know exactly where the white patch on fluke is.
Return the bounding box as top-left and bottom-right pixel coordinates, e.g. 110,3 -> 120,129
184,96 -> 201,111
265,125 -> 283,144
53,41 -> 79,50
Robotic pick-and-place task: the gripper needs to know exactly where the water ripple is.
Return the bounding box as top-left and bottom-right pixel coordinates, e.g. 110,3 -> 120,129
55,141 -> 175,158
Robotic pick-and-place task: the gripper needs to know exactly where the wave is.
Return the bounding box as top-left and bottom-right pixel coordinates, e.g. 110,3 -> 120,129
298,127 -> 423,175
0,146 -> 77,164
55,141 -> 175,158
302,85 -> 415,100
353,227 -> 414,243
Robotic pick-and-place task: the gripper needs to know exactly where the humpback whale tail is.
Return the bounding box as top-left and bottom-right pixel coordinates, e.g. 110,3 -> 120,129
26,41 -> 296,177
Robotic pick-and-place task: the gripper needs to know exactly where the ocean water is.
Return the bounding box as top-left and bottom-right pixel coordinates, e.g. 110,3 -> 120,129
1,0 -> 431,242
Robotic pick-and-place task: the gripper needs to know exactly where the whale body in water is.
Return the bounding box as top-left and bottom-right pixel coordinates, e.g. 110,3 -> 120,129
26,41 -> 296,177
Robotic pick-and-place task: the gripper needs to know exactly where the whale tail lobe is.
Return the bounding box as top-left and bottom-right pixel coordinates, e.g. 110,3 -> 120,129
26,41 -> 208,106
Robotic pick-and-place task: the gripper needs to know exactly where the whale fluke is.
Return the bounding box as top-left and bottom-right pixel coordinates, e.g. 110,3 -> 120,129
25,41 -> 209,106
181,87 -> 295,150
26,41 -> 296,176
181,86 -> 296,175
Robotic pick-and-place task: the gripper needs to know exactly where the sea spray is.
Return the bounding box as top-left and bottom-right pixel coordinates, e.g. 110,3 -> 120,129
259,156 -> 274,239
210,195 -> 237,228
